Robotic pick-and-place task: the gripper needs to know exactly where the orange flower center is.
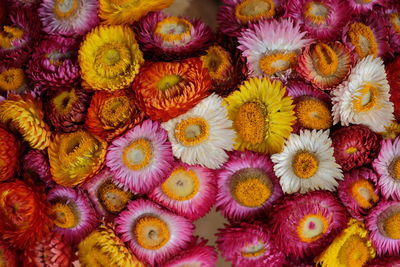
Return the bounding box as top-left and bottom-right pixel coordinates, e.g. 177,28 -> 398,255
154,17 -> 192,46
352,83 -> 379,112
338,235 -> 370,267
53,88 -> 78,114
348,22 -> 378,58
174,117 -> 210,147
0,26 -> 24,49
53,0 -> 79,19
161,166 -> 200,201
312,43 -> 339,76
260,52 -> 297,76
384,212 -> 400,239
0,68 -> 25,91
390,13 -> 400,34
295,97 -> 332,130
234,102 -> 267,145
292,151 -> 319,179
97,181 -> 132,214
304,1 -> 329,25
235,0 -> 275,23
122,139 -> 153,171
133,216 -> 170,250
50,202 -> 79,229
241,241 -> 266,258
200,45 -> 231,81
297,213 -> 328,242
99,96 -> 132,128
390,158 -> 400,181
350,180 -> 379,209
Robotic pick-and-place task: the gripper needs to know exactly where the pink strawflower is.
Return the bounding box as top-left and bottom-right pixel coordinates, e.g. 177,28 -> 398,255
217,222 -> 286,267
39,0 -> 99,36
284,0 -> 350,41
135,12 -> 213,61
216,150 -> 283,221
47,186 -> 100,244
366,201 -> 400,256
347,0 -> 388,14
22,150 -> 53,187
331,125 -> 381,172
161,238 -> 217,267
338,167 -> 380,221
373,136 -> 400,201
27,35 -> 80,88
115,199 -> 194,266
106,120 -> 174,194
270,191 -> 349,259
149,161 -> 217,220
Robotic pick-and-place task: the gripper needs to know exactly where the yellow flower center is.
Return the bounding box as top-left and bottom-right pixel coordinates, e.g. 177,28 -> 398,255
346,147 -> 358,154
201,45 -> 231,81
156,74 -> 182,91
390,158 -> 400,181
304,1 -> 329,25
234,102 -> 267,145
390,13 -> 400,34
297,214 -> 328,243
350,180 -> 379,209
352,83 -> 379,112
312,43 -> 339,76
230,168 -> 273,208
384,212 -> 400,239
134,216 -> 170,250
381,121 -> 400,140
59,131 -> 95,164
50,202 -> 79,229
338,235 -> 370,267
260,52 -> 297,76
95,42 -> 131,78
54,0 -> 79,18
241,241 -> 266,258
53,88 -> 78,115
161,167 -> 200,201
0,26 -> 24,49
174,117 -> 210,147
295,97 -> 332,130
348,22 -> 378,58
0,68 -> 25,91
155,17 -> 192,45
292,151 -> 319,179
99,96 -> 132,128
235,0 -> 275,23
97,181 -> 132,214
356,0 -> 373,3
122,139 -> 153,171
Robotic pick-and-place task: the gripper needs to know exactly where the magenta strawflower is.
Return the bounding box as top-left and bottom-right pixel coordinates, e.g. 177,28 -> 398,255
0,8 -> 42,67
28,35 -> 80,88
342,13 -> 392,60
43,87 -> 89,133
216,150 -> 282,221
384,3 -> 400,53
284,0 -> 350,41
149,161 -> 217,220
39,0 -> 99,36
161,238 -> 217,267
338,167 -> 379,221
22,150 -> 53,187
347,0 -> 388,14
217,222 -> 286,267
366,201 -> 400,256
373,136 -> 400,201
217,0 -> 282,38
82,167 -> 133,219
270,191 -> 349,259
106,120 -> 174,194
47,186 -> 100,244
135,12 -> 213,61
331,125 -> 381,172
115,199 -> 194,266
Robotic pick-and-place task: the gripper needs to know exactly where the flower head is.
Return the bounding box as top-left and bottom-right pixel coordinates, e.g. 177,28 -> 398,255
0,94 -> 51,150
44,87 -> 90,133
272,130 -> 343,194
373,137 -> 400,201
238,18 -> 311,78
271,191 -> 349,259
162,94 -> 235,169
224,77 -> 295,154
149,162 -> 217,220
48,130 -> 107,187
386,56 -> 400,121
0,180 -> 51,249
297,42 -> 353,90
217,150 -> 283,221
48,186 -> 100,244
384,4 -> 400,53
39,0 -> 99,36
99,0 -> 173,25
115,199 -> 194,265
82,167 -> 133,218
132,58 -> 211,122
0,66 -> 28,94
86,90 -> 144,142
135,12 -> 213,61
0,127 -> 19,182
217,222 -> 286,267
78,224 -> 145,267
338,167 -> 379,220
332,56 -> 394,132
79,25 -> 144,91
28,35 -> 80,88
347,0 -> 387,14
22,150 -> 53,187
106,120 -> 174,194
316,219 -> 376,267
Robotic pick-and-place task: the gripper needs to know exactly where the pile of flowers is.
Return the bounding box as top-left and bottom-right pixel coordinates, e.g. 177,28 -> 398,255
1,0 -> 400,266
